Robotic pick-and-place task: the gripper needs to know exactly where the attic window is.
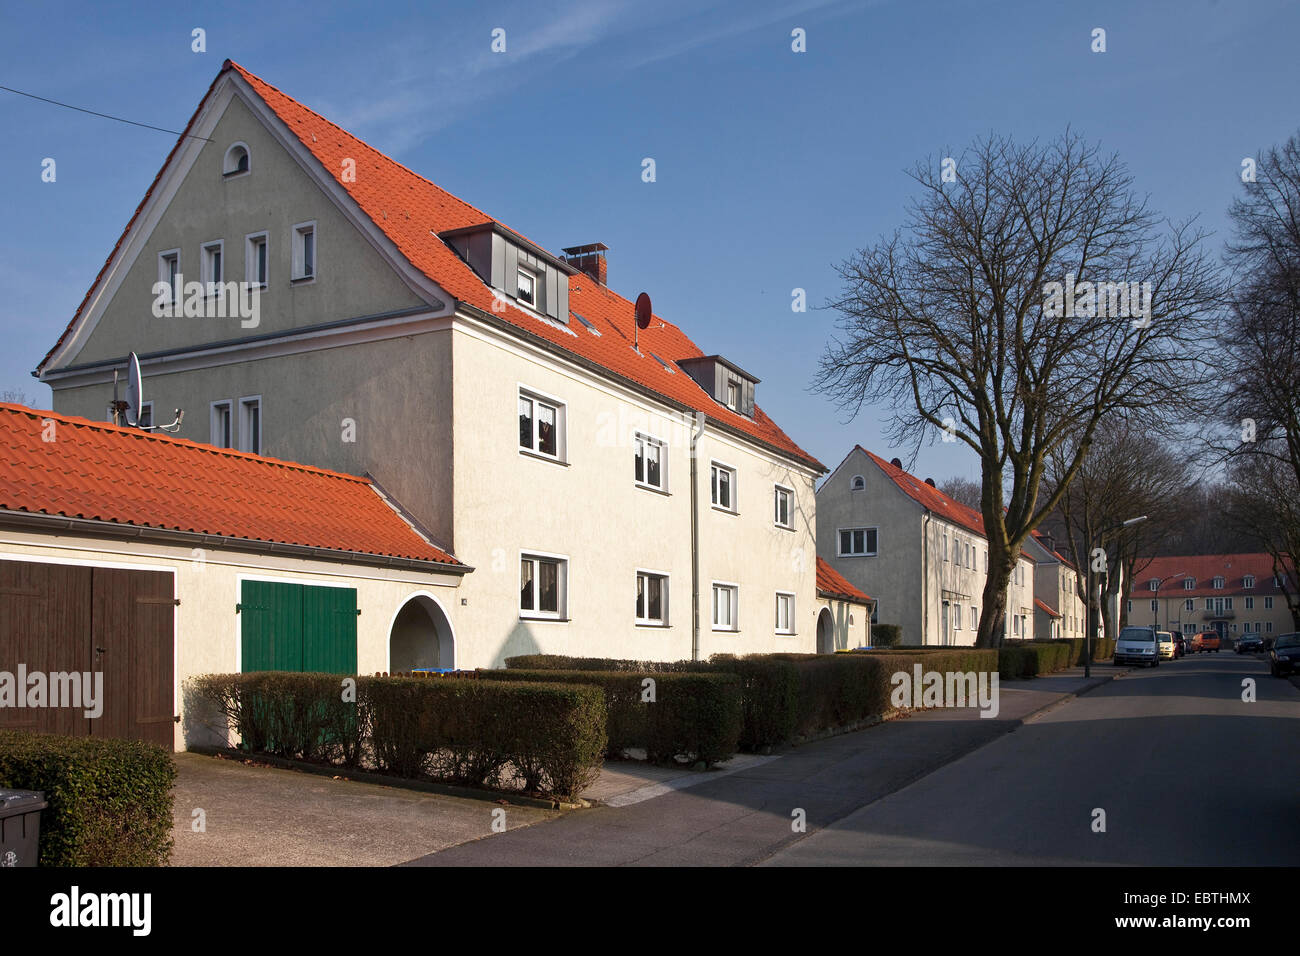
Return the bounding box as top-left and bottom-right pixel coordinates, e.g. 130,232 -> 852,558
516,268 -> 536,307
223,143 -> 250,176
726,380 -> 739,410
851,475 -> 865,490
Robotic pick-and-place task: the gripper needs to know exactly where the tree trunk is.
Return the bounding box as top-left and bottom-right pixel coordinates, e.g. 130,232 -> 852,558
976,547 -> 1017,648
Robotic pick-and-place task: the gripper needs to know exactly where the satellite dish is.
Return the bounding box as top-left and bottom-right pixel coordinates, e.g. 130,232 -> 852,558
635,293 -> 652,330
124,351 -> 144,427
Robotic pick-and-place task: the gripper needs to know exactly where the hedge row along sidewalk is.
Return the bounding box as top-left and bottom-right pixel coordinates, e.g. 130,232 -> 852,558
187,673 -> 606,801
0,730 -> 176,866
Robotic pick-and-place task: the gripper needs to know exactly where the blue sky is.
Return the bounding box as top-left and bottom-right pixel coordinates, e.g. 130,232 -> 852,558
2,0 -> 1297,482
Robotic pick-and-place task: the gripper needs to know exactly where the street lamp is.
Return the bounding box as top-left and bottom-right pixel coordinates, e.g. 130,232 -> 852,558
1084,515 -> 1148,678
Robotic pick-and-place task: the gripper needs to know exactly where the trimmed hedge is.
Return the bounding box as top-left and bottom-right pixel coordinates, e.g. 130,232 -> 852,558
481,669 -> 741,767
188,673 -> 606,800
871,624 -> 902,647
0,731 -> 176,866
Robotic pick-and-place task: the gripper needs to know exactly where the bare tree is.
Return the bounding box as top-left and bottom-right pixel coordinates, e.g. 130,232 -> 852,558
816,131 -> 1221,647
938,476 -> 982,510
1214,129 -> 1300,620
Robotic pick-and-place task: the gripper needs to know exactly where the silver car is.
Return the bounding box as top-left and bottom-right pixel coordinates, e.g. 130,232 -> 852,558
1115,626 -> 1160,667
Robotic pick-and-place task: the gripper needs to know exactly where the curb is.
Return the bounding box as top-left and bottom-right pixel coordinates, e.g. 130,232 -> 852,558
184,746 -> 585,810
1013,669 -> 1122,725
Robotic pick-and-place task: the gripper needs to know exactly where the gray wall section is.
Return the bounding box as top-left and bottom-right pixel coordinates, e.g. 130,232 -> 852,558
816,448 -> 925,642
56,93 -> 428,371
51,330 -> 457,549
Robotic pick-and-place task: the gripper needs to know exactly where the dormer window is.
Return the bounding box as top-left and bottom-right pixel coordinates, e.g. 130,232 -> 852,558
726,380 -> 739,410
1183,577 -> 1194,590
1243,574 -> 1255,589
1213,576 -> 1224,589
1148,579 -> 1159,591
223,143 -> 250,176
516,267 -> 536,307
677,356 -> 759,419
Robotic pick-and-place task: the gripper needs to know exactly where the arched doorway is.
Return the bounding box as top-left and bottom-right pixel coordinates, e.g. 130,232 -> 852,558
389,593 -> 455,672
817,607 -> 835,654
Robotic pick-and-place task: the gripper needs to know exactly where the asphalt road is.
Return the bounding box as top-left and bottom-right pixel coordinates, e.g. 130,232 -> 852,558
764,652 -> 1300,866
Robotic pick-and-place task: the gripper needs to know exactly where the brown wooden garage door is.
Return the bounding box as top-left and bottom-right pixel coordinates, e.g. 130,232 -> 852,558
0,559 -> 175,749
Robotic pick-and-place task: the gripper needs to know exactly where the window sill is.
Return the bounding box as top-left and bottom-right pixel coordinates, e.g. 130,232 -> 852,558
222,170 -> 250,180
711,627 -> 740,633
519,614 -> 571,623
290,275 -> 316,286
519,448 -> 569,467
775,523 -> 795,532
635,622 -> 671,629
635,482 -> 670,497
711,505 -> 738,516
777,632 -> 798,638
838,553 -> 877,558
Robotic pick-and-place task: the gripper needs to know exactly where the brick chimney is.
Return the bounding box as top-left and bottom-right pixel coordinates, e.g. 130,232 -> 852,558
561,242 -> 609,286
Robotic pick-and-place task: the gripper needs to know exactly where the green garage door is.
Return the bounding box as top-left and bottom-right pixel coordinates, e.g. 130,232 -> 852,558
240,580 -> 357,674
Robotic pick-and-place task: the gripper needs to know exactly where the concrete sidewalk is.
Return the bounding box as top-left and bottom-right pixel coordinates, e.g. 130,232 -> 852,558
404,668 -> 1118,866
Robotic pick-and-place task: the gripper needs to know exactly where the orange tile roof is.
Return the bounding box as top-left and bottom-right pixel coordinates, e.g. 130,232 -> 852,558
40,61 -> 822,473
1128,553 -> 1288,598
0,403 -> 462,567
1034,597 -> 1061,618
816,556 -> 872,604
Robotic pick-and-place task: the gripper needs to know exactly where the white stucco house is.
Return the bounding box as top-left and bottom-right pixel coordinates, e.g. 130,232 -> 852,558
815,447 -> 1036,646
31,60 -> 827,672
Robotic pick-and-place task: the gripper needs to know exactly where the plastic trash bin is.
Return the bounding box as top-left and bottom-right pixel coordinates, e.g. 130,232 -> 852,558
0,789 -> 48,867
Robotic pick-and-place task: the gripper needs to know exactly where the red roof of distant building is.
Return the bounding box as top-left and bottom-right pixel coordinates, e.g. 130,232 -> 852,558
0,403 -> 462,568
1127,554 -> 1289,598
816,556 -> 872,604
1034,597 -> 1062,618
1031,529 -> 1076,569
38,61 -> 822,473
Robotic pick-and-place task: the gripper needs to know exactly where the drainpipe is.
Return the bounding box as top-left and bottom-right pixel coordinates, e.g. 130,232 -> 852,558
690,411 -> 705,661
921,511 -> 931,646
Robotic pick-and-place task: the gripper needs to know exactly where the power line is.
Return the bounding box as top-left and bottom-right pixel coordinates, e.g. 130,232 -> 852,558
0,84 -> 211,141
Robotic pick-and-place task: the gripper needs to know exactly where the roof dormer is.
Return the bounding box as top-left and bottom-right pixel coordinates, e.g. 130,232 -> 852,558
676,355 -> 759,418
440,222 -> 575,324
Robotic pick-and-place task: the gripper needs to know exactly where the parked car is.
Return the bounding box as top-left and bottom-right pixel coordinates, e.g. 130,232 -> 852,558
1173,634 -> 1187,658
1191,631 -> 1221,653
1237,634 -> 1264,654
1269,632 -> 1300,677
1115,626 -> 1160,667
1157,631 -> 1176,660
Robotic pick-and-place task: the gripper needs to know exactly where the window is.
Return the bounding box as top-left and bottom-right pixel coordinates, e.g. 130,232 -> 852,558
634,433 -> 665,489
1243,574 -> 1255,589
1183,577 -> 1194,590
850,475 -> 865,490
1266,621 -> 1273,632
712,583 -> 738,631
1185,599 -> 1194,612
943,533 -> 949,561
1126,600 -> 1132,613
246,232 -> 268,286
775,592 -> 795,634
1225,597 -> 1234,610
711,462 -> 736,511
210,400 -> 233,448
965,542 -> 971,568
516,268 -> 536,307
292,222 -> 316,281
1265,597 -> 1274,609
201,240 -> 223,290
158,250 -> 180,302
774,485 -> 793,529
636,571 -> 667,625
1245,596 -> 1254,610
1151,599 -> 1158,614
954,604 -> 963,630
520,553 -> 566,619
518,389 -> 563,460
1274,574 -> 1283,588
983,549 -> 988,572
238,397 -> 261,454
223,142 -> 250,176
1149,579 -> 1159,591
725,380 -> 739,411
971,606 -> 977,629
1212,576 -> 1224,589
1013,614 -> 1021,636
838,527 -> 878,557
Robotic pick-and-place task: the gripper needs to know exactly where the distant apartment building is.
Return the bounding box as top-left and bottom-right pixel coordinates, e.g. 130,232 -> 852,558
1027,530 -> 1086,641
1126,554 -> 1297,638
816,447 -> 1036,646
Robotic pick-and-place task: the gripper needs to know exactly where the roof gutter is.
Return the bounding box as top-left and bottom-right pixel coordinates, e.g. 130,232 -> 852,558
458,302 -> 826,475
0,509 -> 473,576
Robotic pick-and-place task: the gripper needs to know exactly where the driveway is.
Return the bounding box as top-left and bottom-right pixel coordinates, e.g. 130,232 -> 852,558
169,752 -> 558,866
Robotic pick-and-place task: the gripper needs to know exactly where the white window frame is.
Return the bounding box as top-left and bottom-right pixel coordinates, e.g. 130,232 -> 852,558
850,475 -> 865,490
158,249 -> 180,303
1149,579 -> 1159,591
775,591 -> 796,635
725,379 -> 739,411
1183,577 -> 1195,590
635,569 -> 669,626
1212,576 -> 1224,589
200,239 -> 224,292
245,231 -> 269,288
291,220 -> 316,282
1243,574 -> 1255,589
970,605 -> 977,629
518,385 -> 566,462
837,527 -> 878,557
634,431 -> 667,492
711,581 -> 739,632
710,460 -> 737,513
223,141 -> 250,177
943,533 -> 949,561
773,484 -> 794,529
210,400 -> 233,448
519,551 -> 568,621
516,266 -> 537,308
954,604 -> 963,630
1185,599 -> 1194,612
1265,596 -> 1274,609
237,395 -> 262,454
1245,596 -> 1254,609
